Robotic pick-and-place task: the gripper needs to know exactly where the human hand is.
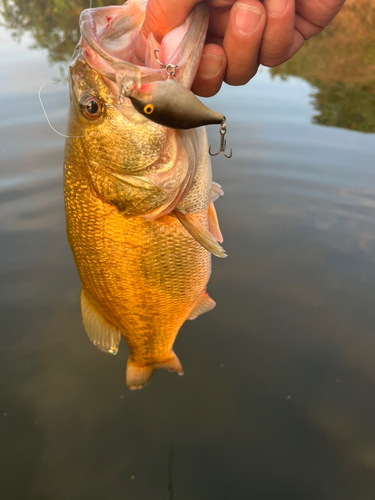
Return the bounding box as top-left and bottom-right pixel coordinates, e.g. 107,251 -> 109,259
140,0 -> 345,97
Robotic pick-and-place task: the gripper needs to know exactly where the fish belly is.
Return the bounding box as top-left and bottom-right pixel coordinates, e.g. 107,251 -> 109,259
64,162 -> 211,366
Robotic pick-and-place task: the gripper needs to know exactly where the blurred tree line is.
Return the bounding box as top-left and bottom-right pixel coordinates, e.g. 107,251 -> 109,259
272,0 -> 375,133
1,0 -> 374,132
1,0 -> 123,63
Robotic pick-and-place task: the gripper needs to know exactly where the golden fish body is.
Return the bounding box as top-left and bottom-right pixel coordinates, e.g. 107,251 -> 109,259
64,0 -> 225,388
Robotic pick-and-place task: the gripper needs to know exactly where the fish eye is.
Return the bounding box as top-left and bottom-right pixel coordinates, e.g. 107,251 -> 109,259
143,104 -> 154,115
80,96 -> 103,120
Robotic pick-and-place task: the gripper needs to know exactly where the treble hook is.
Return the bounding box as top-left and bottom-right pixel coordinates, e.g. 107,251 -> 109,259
154,49 -> 178,79
209,117 -> 232,158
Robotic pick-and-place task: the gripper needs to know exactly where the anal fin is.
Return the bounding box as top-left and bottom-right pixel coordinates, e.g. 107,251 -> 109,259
126,351 -> 183,390
81,289 -> 121,355
174,210 -> 227,258
188,291 -> 216,320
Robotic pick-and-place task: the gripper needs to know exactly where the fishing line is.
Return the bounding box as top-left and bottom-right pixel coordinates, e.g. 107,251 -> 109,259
38,83 -> 83,139
168,440 -> 174,500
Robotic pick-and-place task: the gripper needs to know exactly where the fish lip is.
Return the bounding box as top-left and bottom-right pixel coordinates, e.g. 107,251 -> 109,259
78,0 -> 209,89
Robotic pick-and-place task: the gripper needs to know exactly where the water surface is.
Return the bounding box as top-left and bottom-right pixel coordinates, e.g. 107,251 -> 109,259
1,4 -> 375,499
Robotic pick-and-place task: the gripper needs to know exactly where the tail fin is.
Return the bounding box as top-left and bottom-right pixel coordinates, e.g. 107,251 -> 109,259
126,351 -> 184,390
126,360 -> 154,390
155,351 -> 184,375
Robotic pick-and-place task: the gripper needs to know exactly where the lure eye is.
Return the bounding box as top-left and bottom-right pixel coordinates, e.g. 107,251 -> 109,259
143,104 -> 154,115
80,96 -> 103,120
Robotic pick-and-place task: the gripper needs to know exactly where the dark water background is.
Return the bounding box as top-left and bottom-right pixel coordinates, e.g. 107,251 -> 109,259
1,2 -> 375,499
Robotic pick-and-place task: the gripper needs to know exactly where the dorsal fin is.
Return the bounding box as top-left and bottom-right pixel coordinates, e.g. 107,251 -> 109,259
212,182 -> 224,202
174,210 -> 227,258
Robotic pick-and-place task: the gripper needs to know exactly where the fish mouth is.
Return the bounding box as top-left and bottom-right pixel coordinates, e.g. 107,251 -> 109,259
79,0 -> 209,90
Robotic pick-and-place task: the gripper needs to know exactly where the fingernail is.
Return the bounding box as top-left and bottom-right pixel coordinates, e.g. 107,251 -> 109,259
234,4 -> 263,36
198,54 -> 223,80
267,0 -> 288,16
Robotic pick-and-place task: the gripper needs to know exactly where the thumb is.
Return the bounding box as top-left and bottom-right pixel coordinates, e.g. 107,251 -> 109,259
142,0 -> 202,41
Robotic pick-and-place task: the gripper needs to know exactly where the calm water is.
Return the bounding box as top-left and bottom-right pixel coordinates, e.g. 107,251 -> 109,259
1,6 -> 375,500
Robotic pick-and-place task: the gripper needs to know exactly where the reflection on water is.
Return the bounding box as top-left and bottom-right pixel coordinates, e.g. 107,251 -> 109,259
272,0 -> 375,132
1,0 -> 123,62
1,0 -> 123,82
1,1 -> 375,499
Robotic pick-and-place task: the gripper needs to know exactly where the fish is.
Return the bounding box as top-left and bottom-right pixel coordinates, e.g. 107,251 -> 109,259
64,0 -> 226,389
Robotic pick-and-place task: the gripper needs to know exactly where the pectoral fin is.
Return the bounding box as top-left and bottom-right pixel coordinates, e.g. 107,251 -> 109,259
174,210 -> 227,258
208,200 -> 223,243
81,289 -> 121,355
188,291 -> 216,320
